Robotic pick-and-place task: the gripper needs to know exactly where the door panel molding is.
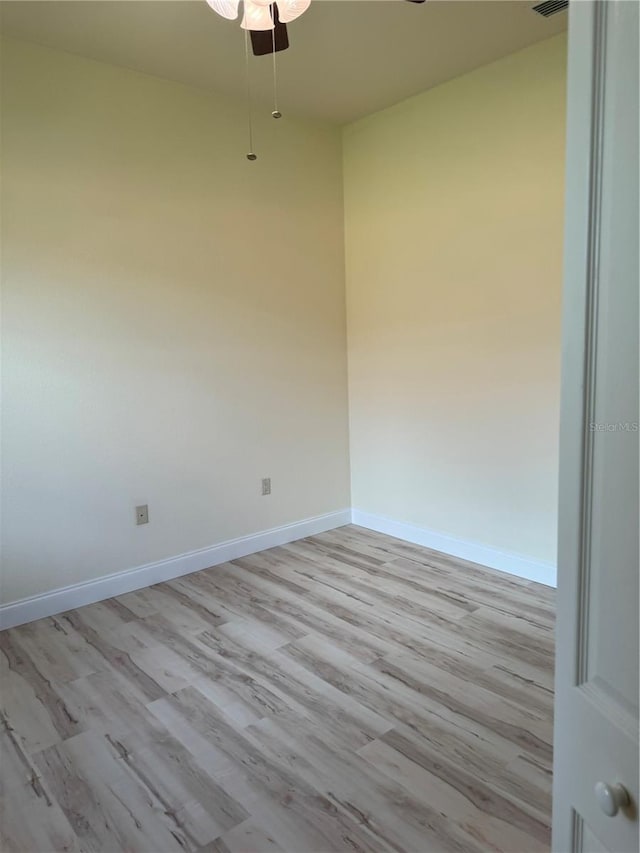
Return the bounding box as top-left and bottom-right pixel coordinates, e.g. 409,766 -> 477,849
575,0 -> 607,690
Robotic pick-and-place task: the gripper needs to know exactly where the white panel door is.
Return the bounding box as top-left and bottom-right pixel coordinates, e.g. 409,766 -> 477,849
553,2 -> 639,852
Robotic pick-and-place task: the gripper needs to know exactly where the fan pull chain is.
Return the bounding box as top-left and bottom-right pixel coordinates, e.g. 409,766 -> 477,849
271,9 -> 282,119
244,29 -> 257,161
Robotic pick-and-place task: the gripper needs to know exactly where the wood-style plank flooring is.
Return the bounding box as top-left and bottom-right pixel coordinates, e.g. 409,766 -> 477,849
0,525 -> 555,853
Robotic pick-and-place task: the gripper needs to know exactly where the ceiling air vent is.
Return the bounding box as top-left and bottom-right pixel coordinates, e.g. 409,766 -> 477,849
532,0 -> 568,17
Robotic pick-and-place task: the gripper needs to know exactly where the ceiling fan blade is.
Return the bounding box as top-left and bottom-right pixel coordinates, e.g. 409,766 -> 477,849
250,4 -> 289,55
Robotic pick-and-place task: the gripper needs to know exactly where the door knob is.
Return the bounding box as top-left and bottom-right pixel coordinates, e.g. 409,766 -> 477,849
594,781 -> 630,817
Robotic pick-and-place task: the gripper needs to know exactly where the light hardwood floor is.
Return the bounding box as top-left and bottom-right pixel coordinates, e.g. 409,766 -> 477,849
0,525 -> 555,853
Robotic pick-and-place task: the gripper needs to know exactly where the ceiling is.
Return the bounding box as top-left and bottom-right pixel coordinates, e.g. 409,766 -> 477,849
0,1 -> 567,124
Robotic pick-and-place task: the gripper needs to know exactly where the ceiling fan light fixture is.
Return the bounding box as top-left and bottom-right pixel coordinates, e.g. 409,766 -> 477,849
205,0 -> 240,20
240,0 -> 274,30
206,0 -> 310,30
204,0 -> 310,160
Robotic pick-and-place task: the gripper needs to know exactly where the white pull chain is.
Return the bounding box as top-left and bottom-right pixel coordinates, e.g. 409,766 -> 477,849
244,29 -> 257,160
271,9 -> 282,120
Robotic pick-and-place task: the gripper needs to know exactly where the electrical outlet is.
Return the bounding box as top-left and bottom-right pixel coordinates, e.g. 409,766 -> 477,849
136,504 -> 149,525
261,477 -> 271,496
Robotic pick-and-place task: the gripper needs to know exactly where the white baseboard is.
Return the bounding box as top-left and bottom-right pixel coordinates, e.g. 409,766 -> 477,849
0,506 -> 556,630
0,509 -> 351,630
351,509 -> 557,588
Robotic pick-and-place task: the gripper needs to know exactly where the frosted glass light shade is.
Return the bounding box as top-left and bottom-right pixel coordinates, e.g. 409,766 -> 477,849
205,0 -> 240,20
206,0 -> 310,30
240,0 -> 274,30
277,0 -> 311,23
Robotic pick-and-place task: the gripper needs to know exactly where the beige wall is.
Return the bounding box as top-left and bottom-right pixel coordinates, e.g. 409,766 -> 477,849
343,35 -> 567,565
1,33 -> 567,606
1,38 -> 350,604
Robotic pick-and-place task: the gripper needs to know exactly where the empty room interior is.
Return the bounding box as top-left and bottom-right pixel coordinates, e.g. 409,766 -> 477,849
0,0 -> 572,850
